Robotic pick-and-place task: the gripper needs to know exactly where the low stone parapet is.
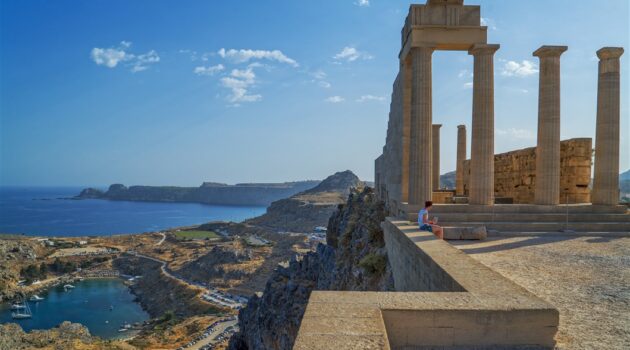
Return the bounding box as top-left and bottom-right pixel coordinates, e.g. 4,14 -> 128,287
294,218 -> 559,349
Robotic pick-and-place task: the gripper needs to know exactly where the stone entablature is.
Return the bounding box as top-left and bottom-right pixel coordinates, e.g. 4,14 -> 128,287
462,138 -> 592,204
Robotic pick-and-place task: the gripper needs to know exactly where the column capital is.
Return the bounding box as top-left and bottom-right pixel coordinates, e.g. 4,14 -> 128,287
533,45 -> 568,58
432,124 -> 442,129
597,47 -> 624,60
468,43 -> 500,56
457,124 -> 466,129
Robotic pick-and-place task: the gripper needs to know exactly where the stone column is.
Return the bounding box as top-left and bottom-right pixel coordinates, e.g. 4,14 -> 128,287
432,124 -> 442,191
592,47 -> 624,205
408,46 -> 434,206
401,59 -> 412,203
456,125 -> 466,196
533,46 -> 567,205
468,44 -> 499,205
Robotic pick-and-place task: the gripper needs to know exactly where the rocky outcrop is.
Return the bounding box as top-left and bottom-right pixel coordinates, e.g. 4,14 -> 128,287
176,245 -> 254,284
113,256 -> 218,319
0,321 -> 116,350
0,238 -> 43,302
76,180 -> 320,206
228,187 -> 394,350
245,170 -> 364,233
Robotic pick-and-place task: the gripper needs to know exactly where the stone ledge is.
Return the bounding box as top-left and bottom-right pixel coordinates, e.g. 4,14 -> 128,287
294,218 -> 559,350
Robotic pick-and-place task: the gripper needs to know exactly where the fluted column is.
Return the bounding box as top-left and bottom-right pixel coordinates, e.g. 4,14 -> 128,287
408,46 -> 434,206
468,44 -> 499,205
432,124 -> 442,191
533,46 -> 567,205
592,47 -> 624,205
456,125 -> 466,196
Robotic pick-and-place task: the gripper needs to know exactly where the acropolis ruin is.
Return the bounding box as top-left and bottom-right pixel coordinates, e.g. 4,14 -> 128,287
295,0 -> 628,349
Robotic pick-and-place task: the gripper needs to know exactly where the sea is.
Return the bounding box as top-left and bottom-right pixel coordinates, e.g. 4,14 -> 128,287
0,278 -> 149,339
0,186 -> 266,236
0,186 -> 266,338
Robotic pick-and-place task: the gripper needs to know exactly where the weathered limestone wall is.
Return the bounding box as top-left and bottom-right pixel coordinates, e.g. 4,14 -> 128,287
383,218 -> 464,292
462,138 -> 592,204
375,69 -> 406,213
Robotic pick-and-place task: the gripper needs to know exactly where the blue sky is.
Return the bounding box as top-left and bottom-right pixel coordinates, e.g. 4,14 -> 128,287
1,0 -> 628,186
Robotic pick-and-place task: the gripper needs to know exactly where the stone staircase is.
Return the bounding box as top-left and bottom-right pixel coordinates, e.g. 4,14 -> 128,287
403,204 -> 630,234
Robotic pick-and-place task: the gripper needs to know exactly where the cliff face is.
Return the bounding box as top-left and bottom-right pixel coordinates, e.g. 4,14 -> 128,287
245,170 -> 364,233
228,187 -> 394,350
76,180 -> 320,206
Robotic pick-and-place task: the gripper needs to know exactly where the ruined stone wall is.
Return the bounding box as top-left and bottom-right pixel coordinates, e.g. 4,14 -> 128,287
375,70 -> 404,211
462,138 -> 592,204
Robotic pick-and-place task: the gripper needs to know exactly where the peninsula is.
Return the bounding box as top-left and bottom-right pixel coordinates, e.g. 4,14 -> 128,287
76,180 -> 320,207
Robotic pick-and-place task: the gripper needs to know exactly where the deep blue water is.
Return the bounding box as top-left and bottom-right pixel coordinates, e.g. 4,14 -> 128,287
0,278 -> 149,339
0,187 -> 266,236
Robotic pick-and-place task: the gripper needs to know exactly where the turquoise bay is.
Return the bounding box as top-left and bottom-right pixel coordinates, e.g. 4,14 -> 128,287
0,278 -> 148,339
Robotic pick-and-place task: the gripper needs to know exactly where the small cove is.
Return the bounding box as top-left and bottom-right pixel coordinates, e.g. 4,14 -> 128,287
0,278 -> 149,339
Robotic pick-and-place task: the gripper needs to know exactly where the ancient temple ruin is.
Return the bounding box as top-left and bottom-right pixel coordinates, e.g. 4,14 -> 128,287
295,1 -> 627,349
373,0 -> 627,233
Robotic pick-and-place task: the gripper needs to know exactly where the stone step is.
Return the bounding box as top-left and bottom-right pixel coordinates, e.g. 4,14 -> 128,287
429,221 -> 630,232
403,203 -> 628,214
407,212 -> 630,223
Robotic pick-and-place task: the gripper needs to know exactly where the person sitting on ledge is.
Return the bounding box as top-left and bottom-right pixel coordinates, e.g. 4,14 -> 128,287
418,200 -> 443,239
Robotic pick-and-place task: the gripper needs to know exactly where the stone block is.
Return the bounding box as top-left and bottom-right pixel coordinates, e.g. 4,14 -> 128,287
442,226 -> 487,240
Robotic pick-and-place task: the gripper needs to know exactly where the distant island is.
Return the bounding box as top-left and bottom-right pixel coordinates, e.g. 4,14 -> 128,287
76,180 -> 320,206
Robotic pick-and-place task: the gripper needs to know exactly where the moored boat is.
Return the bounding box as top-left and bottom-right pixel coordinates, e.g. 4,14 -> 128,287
11,297 -> 32,319
29,295 -> 44,301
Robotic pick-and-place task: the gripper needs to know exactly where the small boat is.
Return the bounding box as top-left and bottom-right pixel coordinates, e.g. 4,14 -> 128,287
10,303 -> 25,310
11,297 -> 32,319
12,312 -> 31,319
29,295 -> 44,302
63,284 -> 75,289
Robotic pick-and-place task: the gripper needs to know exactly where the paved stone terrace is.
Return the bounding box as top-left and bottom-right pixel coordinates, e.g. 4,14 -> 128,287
450,235 -> 630,350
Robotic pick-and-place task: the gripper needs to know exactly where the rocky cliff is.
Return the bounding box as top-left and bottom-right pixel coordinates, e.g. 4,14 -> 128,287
0,321 -> 118,350
76,180 -> 320,206
245,170 -> 364,233
228,187 -> 394,350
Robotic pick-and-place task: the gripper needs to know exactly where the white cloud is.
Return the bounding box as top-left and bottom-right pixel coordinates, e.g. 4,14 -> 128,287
355,0 -> 370,7
91,46 -> 131,68
311,70 -> 327,80
310,69 -> 331,88
220,67 -> 261,104
91,41 -> 159,72
132,50 -> 160,72
463,82 -> 473,89
501,60 -> 538,77
218,48 -> 298,67
480,17 -> 497,30
458,69 -> 472,78
333,46 -> 373,62
325,96 -> 345,103
356,94 -> 385,102
318,81 -> 332,88
496,128 -> 535,140
194,64 -> 225,76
